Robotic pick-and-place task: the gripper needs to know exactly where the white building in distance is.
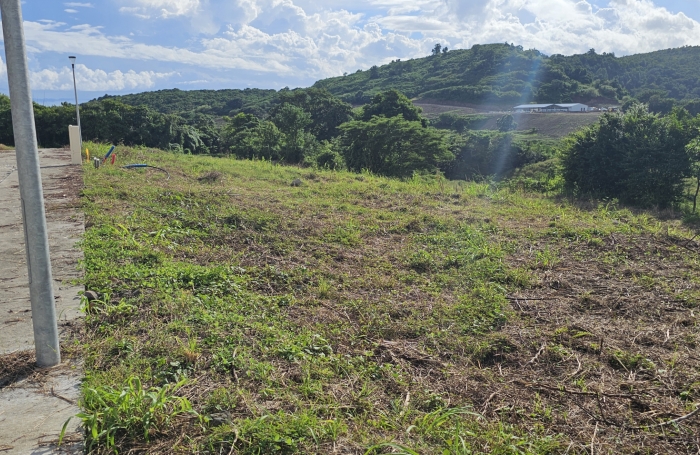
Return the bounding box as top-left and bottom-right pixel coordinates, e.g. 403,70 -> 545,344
513,103 -> 591,113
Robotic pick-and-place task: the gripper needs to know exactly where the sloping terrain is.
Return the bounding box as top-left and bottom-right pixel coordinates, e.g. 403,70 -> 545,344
93,88 -> 278,118
76,147 -> 700,454
315,44 -> 700,107
418,102 -> 602,138
94,45 -> 700,120
488,113 -> 603,138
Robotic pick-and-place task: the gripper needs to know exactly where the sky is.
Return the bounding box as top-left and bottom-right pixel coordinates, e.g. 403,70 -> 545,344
2,0 -> 700,104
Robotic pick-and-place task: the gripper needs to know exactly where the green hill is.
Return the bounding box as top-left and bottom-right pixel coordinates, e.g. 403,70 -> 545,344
313,43 -> 700,109
93,87 -> 278,119
94,44 -> 700,116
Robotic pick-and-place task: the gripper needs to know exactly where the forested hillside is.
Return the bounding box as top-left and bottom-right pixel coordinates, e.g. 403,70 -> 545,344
94,88 -> 278,119
96,44 -> 700,116
314,43 -> 700,109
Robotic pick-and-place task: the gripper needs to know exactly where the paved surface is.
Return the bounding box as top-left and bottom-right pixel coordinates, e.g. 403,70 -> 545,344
0,148 -> 83,454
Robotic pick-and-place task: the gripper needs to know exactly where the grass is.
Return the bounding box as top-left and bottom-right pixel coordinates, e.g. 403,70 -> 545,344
73,145 -> 700,453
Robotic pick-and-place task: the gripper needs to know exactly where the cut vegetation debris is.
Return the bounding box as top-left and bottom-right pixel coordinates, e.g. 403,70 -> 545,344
75,146 -> 700,454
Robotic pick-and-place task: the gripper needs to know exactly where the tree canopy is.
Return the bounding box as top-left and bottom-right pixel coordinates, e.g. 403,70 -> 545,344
338,115 -> 452,177
561,104 -> 696,208
360,89 -> 424,123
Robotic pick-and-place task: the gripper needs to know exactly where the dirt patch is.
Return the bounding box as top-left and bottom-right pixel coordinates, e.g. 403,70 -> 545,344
414,102 -> 481,117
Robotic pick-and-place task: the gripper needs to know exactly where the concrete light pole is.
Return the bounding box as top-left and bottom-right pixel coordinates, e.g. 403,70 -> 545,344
69,55 -> 82,150
1,0 -> 60,367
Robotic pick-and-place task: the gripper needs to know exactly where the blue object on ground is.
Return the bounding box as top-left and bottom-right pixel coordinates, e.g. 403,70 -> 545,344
103,145 -> 115,160
121,163 -> 170,179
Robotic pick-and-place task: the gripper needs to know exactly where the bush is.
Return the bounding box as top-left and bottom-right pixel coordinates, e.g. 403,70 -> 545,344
338,116 -> 453,178
561,104 -> 695,208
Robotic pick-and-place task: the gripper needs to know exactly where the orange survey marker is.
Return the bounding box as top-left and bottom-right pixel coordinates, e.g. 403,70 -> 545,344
86,148 -> 90,162
111,153 -> 116,165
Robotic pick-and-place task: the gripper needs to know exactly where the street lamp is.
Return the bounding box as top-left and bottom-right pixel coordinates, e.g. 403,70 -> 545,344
69,55 -> 81,149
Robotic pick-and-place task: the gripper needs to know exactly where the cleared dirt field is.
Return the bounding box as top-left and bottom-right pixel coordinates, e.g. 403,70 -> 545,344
416,102 -> 603,138
491,112 -> 603,138
74,147 -> 700,454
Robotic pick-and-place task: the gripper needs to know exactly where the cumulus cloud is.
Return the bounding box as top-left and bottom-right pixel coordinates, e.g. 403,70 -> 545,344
30,64 -> 175,91
21,21 -> 289,73
116,0 -> 700,77
11,0 -> 700,89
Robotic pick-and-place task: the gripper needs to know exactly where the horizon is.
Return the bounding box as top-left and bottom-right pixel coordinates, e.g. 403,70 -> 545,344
2,0 -> 700,104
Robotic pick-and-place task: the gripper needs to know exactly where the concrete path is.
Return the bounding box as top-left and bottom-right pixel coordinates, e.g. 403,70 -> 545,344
0,148 -> 84,454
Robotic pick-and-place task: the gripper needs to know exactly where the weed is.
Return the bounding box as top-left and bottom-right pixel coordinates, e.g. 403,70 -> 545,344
317,278 -> 332,298
76,376 -> 196,452
610,350 -> 655,371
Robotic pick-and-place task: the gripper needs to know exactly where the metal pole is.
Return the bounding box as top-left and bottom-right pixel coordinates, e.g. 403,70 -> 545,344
1,0 -> 60,367
70,60 -> 82,149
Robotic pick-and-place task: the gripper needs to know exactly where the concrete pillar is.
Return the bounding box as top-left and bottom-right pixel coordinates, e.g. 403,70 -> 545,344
68,125 -> 81,164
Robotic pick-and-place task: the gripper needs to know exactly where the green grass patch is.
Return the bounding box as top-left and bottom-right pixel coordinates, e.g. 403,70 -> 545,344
73,146 -> 700,453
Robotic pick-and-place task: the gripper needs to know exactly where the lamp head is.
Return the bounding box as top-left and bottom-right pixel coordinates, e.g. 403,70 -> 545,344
69,56 -> 76,65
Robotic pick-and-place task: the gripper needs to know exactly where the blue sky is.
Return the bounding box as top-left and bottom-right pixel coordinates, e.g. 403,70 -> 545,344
3,0 -> 700,103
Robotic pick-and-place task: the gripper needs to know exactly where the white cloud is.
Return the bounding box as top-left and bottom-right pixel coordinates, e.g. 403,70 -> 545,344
120,0 -> 201,18
118,7 -> 151,19
9,0 -> 700,90
114,0 -> 700,80
30,64 -> 175,91
21,21 -> 290,73
64,2 -> 93,7
64,9 -> 79,13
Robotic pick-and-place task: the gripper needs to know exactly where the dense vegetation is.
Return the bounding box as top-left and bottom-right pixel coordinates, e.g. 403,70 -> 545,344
0,43 -> 699,212
315,44 -> 700,111
561,104 -> 697,208
0,87 -> 556,179
95,88 -> 278,118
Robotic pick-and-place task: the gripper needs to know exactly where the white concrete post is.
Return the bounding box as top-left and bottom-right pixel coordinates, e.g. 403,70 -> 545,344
69,125 -> 81,164
1,0 -> 60,367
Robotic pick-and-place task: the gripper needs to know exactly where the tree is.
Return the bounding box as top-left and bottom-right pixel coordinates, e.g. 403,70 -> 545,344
274,88 -> 353,141
432,43 -> 442,56
496,114 -> 517,132
221,113 -> 284,160
272,104 -> 313,163
247,121 -> 283,160
338,115 -> 453,178
221,113 -> 260,156
360,90 -> 424,124
442,46 -> 449,54
369,65 -> 380,79
561,104 -> 694,208
686,138 -> 700,213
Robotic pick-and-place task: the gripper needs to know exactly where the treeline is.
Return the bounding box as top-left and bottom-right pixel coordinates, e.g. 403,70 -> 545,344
0,87 -> 553,181
217,89 -> 555,179
95,88 -> 277,119
0,95 -> 219,154
1,83 -> 698,211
